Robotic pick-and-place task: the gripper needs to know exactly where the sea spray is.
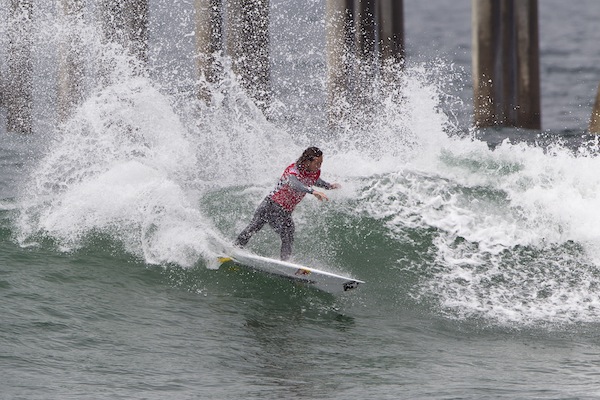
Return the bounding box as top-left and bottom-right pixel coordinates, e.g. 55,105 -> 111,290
11,11 -> 303,268
16,74 -> 211,265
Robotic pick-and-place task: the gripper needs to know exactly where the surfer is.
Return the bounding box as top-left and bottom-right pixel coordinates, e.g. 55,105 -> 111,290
234,147 -> 340,260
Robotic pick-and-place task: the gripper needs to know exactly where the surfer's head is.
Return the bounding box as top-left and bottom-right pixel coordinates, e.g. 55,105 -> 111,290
297,147 -> 323,172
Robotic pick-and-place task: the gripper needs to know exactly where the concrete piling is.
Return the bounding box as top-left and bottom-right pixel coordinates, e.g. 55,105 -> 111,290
100,0 -> 149,63
514,0 -> 540,129
352,0 -> 377,114
58,0 -> 85,122
326,0 -> 405,126
128,0 -> 149,63
590,83 -> 600,134
7,0 -> 33,134
326,0 -> 354,125
354,0 -> 376,66
472,0 -> 496,127
472,0 -> 540,129
195,0 -> 223,89
377,0 -> 404,68
226,0 -> 270,110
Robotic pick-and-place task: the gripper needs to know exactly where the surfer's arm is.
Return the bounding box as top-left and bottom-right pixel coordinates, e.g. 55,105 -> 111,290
288,175 -> 339,202
314,178 -> 340,190
288,175 -> 328,201
288,175 -> 314,193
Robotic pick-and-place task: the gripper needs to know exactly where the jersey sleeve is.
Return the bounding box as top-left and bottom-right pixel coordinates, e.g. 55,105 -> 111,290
314,178 -> 333,190
288,175 -> 314,194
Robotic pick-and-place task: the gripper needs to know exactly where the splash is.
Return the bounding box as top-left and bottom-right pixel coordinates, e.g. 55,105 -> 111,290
16,71 -> 210,263
12,8 -> 303,267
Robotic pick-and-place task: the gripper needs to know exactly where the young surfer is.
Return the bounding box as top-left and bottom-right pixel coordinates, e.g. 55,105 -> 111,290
234,147 -> 340,260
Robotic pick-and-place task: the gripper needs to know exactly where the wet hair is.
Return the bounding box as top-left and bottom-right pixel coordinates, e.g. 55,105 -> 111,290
296,147 -> 323,170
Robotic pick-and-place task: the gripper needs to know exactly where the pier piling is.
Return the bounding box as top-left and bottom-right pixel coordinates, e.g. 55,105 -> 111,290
195,0 -> 223,92
353,0 -> 375,110
7,0 -> 33,134
129,0 -> 148,63
100,0 -> 149,63
326,0 -> 405,127
326,0 -> 354,125
354,0 -> 376,66
226,0 -> 270,110
590,83 -> 600,134
377,0 -> 404,68
472,0 -> 540,129
58,0 -> 85,122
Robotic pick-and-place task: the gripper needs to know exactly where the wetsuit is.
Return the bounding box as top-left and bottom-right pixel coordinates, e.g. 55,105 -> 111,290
234,163 -> 333,260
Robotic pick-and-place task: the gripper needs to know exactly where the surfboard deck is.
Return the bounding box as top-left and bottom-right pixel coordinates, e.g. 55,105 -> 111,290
218,250 -> 364,294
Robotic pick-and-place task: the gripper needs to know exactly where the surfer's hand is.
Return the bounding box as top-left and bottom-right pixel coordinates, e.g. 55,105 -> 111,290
330,183 -> 341,189
313,191 -> 329,201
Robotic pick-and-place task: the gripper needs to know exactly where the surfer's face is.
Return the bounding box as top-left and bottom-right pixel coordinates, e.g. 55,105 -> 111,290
306,155 -> 323,172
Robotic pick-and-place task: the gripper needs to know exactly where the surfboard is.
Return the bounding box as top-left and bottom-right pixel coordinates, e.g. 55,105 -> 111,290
218,250 -> 364,294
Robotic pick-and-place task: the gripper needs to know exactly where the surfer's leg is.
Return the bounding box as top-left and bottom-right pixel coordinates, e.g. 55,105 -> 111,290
279,217 -> 295,261
234,198 -> 270,247
270,211 -> 295,261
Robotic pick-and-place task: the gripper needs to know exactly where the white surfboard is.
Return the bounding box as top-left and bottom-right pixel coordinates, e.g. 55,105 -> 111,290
218,250 -> 364,294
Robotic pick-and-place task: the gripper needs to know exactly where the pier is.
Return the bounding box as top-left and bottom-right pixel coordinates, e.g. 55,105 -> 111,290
0,0 -> 598,134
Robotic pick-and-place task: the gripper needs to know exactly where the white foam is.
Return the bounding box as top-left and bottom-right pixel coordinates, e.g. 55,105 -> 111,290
354,129 -> 600,325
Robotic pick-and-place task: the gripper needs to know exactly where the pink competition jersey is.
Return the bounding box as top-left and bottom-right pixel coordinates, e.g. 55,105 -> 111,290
269,163 -> 320,212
